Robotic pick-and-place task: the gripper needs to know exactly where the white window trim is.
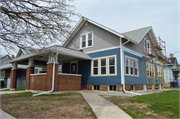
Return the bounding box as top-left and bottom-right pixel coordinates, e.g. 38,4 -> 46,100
125,55 -> 139,77
80,31 -> 94,49
91,55 -> 117,77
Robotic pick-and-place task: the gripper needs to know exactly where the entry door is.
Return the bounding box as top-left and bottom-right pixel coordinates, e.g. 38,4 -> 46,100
71,63 -> 77,74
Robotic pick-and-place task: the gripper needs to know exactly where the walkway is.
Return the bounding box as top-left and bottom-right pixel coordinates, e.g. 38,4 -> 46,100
0,109 -> 16,119
0,91 -> 25,95
81,92 -> 132,119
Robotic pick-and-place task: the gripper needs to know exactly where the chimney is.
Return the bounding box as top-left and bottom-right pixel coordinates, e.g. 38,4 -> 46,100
170,53 -> 174,58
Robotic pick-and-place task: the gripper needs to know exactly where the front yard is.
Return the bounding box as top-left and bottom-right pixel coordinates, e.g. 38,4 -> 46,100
102,90 -> 179,118
1,92 -> 96,118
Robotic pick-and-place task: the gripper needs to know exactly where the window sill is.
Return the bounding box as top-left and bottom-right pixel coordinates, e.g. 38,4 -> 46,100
125,74 -> 139,77
91,74 -> 117,77
80,46 -> 93,50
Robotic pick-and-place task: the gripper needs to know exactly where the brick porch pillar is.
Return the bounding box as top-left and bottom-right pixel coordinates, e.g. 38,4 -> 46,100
46,53 -> 59,91
10,62 -> 17,91
25,67 -> 34,91
25,58 -> 34,91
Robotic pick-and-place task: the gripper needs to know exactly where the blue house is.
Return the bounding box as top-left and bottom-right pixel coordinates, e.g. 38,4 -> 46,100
61,17 -> 161,92
7,17 -> 164,92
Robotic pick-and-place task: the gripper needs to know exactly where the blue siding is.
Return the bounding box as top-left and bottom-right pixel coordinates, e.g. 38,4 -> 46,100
79,48 -> 121,85
124,51 -> 147,84
62,62 -> 70,73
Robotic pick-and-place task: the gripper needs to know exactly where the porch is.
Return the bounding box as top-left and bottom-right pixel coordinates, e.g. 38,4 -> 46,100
8,46 -> 92,91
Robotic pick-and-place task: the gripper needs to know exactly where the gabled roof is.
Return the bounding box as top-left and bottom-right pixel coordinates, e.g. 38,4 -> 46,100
167,57 -> 179,67
62,17 -> 128,47
122,26 -> 152,44
0,55 -> 12,60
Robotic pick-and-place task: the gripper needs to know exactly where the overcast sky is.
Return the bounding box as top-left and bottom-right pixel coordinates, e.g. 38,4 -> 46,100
72,0 -> 180,63
1,0 -> 179,63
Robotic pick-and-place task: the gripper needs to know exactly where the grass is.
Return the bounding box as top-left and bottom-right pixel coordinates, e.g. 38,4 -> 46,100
103,90 -> 179,118
0,87 -> 26,91
1,92 -> 96,118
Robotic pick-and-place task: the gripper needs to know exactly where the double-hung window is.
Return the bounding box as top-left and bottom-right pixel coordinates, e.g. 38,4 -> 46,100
93,60 -> 98,75
101,59 -> 106,75
125,56 -> 139,77
92,55 -> 117,76
81,32 -> 93,49
147,63 -> 153,78
109,57 -> 115,74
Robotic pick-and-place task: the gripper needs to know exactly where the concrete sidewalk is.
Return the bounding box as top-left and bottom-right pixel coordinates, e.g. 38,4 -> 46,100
81,92 -> 132,119
0,109 -> 16,119
0,91 -> 25,95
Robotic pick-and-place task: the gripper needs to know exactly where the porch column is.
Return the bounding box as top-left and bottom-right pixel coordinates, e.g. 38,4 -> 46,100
25,58 -> 34,91
46,53 -> 59,91
10,62 -> 17,91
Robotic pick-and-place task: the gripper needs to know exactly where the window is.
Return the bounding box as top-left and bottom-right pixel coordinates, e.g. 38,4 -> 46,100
146,40 -> 151,54
88,33 -> 92,46
91,55 -> 117,76
125,56 -> 139,77
93,60 -> 98,75
125,58 -> 129,75
101,59 -> 106,74
109,57 -> 115,74
109,85 -> 116,91
147,63 -> 153,78
80,32 -> 93,48
130,85 -> 134,91
82,35 -> 86,48
93,85 -> 100,91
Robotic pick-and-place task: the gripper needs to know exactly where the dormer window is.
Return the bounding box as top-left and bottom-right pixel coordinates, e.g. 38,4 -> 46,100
80,32 -> 93,49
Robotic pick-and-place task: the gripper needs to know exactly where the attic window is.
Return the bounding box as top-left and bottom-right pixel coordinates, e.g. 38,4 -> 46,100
80,32 -> 93,49
169,60 -> 171,63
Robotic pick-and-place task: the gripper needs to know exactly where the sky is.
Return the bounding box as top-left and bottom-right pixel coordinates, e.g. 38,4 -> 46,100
1,0 -> 180,63
72,0 -> 180,63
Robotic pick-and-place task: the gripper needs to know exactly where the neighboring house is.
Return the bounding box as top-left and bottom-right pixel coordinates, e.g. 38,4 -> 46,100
163,53 -> 179,84
7,17 -> 164,92
0,49 -> 42,88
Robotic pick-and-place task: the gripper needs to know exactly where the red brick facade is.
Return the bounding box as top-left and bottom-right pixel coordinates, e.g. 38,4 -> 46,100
27,63 -> 81,91
81,84 -> 143,92
10,70 -> 17,90
26,67 -> 34,90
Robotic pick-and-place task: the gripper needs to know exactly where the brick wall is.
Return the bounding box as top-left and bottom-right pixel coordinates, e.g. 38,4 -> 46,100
30,74 -> 47,91
125,85 -> 131,91
54,75 -> 81,91
26,67 -> 34,90
10,70 -> 17,90
81,84 -> 92,90
100,85 -> 108,91
117,85 -> 123,92
135,85 -> 143,90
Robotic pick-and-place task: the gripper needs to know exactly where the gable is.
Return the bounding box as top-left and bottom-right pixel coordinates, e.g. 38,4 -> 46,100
65,22 -> 120,53
0,55 -> 12,65
16,49 -> 25,58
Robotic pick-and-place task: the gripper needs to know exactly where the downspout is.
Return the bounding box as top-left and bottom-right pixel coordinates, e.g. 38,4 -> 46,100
120,37 -> 141,95
33,53 -> 58,97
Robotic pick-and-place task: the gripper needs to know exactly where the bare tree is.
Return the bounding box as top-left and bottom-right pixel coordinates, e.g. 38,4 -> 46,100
0,0 -> 79,54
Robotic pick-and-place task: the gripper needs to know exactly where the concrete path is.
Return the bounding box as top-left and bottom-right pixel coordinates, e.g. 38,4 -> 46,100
0,91 -> 25,95
0,109 -> 16,119
81,92 -> 132,119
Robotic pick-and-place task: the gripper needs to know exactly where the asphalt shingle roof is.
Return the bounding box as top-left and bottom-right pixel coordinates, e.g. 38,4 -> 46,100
122,26 -> 151,43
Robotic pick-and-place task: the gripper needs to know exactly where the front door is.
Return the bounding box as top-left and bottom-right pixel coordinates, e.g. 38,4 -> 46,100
71,63 -> 77,74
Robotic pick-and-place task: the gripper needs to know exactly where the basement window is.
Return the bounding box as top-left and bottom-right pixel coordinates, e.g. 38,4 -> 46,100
109,85 -> 116,91
93,85 -> 100,91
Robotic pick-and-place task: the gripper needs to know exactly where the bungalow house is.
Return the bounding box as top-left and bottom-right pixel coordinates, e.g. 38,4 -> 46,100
0,49 -> 41,88
7,17 -> 165,92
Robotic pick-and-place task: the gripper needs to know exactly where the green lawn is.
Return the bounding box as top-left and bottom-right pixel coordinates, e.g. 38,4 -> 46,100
103,90 -> 179,118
